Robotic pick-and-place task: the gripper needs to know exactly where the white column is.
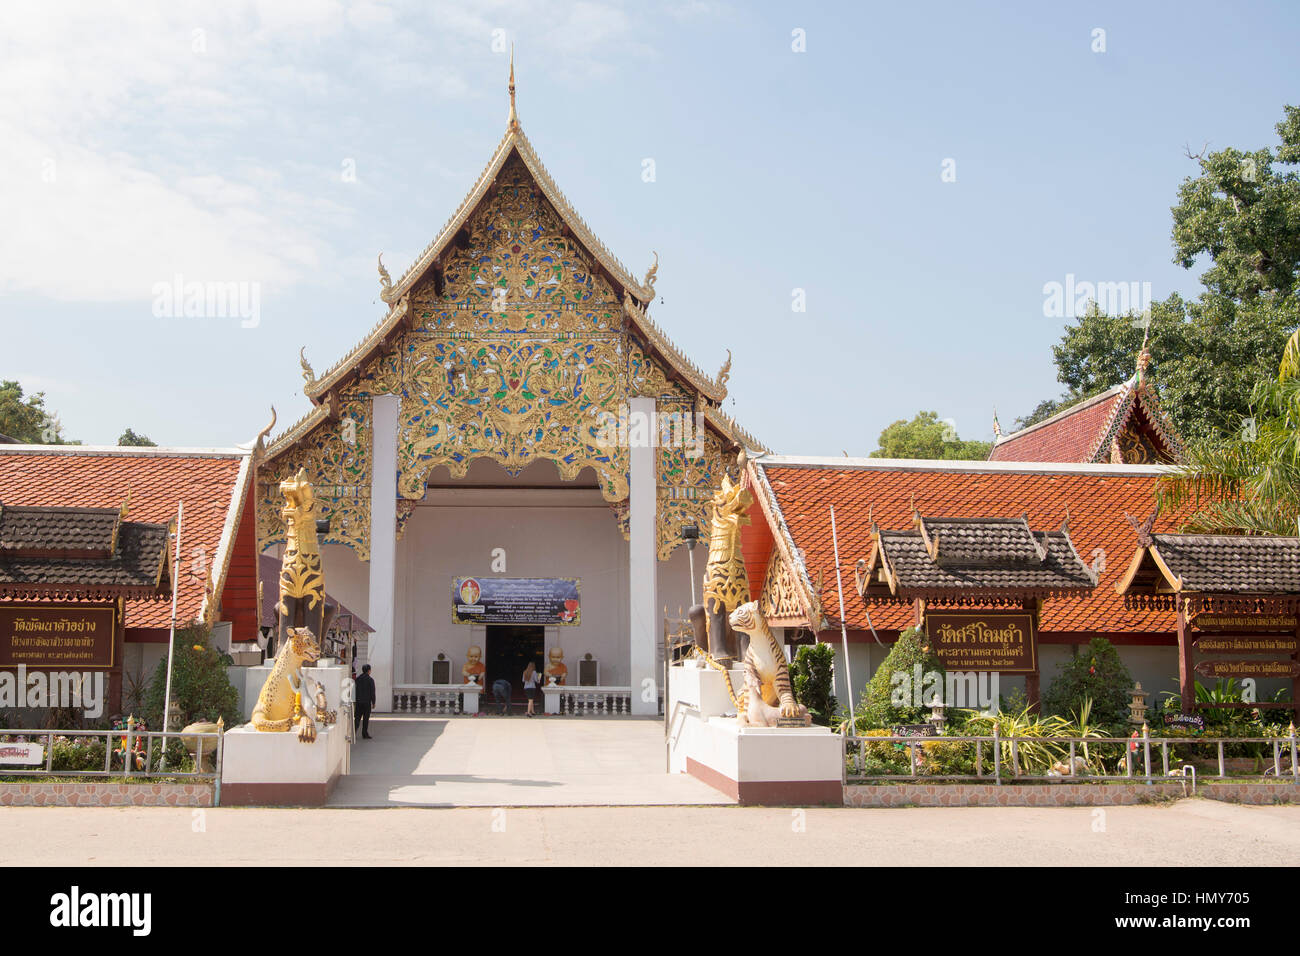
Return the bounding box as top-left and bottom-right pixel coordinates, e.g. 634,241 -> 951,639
368,394 -> 399,712
628,396 -> 658,715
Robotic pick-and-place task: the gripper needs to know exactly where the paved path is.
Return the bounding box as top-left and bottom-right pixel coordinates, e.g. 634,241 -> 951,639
328,715 -> 732,807
3,801 -> 1298,866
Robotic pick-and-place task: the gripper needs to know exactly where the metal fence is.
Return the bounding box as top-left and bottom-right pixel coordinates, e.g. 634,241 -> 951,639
845,729 -> 1300,787
0,726 -> 223,801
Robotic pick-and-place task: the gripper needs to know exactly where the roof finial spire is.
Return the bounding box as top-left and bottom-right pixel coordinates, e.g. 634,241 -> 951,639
507,45 -> 518,131
1135,314 -> 1152,386
992,406 -> 1002,439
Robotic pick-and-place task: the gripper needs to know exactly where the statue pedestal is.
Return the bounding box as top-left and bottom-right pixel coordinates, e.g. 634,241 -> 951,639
542,684 -> 562,714
667,663 -> 841,805
462,684 -> 481,714
220,722 -> 349,806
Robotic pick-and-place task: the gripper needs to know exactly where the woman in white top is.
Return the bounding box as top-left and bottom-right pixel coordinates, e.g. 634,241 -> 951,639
522,661 -> 541,716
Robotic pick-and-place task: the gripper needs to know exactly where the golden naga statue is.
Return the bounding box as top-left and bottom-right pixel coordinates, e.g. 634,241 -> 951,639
276,468 -> 332,651
252,469 -> 334,741
701,452 -> 753,663
544,647 -> 567,686
728,601 -> 810,728
251,627 -> 322,741
462,645 -> 486,685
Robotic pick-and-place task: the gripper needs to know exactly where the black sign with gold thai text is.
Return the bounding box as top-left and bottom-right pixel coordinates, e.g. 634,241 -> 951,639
924,611 -> 1037,673
0,604 -> 116,668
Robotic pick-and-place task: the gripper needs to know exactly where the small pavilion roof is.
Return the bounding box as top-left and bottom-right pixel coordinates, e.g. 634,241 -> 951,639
860,513 -> 1098,603
1116,529 -> 1300,597
0,502 -> 173,602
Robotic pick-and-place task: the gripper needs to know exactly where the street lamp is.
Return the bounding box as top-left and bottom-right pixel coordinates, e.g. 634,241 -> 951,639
682,524 -> 700,607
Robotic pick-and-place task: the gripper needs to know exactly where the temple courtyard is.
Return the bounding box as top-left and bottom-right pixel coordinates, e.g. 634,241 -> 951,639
327,715 -> 729,807
1,801 -> 1296,866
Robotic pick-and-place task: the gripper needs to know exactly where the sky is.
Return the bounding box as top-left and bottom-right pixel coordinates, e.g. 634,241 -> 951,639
2,0 -> 1298,453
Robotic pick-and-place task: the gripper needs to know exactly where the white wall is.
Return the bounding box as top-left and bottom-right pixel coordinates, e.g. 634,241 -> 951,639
395,500 -> 631,685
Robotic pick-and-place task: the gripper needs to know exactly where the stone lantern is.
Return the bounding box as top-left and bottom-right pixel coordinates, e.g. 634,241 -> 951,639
1128,682 -> 1148,726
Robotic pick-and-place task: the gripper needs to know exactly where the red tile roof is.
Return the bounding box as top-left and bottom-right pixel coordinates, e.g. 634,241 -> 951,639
989,387 -> 1125,463
0,448 -> 251,631
747,457 -> 1185,637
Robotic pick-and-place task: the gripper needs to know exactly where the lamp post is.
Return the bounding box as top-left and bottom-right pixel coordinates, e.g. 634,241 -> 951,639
682,524 -> 699,607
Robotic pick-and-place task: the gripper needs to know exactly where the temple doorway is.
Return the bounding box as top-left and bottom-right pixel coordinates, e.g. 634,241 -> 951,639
485,624 -> 545,702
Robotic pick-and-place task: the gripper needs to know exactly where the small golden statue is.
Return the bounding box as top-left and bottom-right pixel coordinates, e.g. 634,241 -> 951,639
544,647 -> 568,686
462,645 -> 486,685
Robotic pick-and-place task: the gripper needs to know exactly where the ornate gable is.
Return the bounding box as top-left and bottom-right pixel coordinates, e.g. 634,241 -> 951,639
257,76 -> 763,562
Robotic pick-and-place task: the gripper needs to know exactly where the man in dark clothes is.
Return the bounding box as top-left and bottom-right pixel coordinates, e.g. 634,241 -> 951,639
491,678 -> 512,716
354,664 -> 376,739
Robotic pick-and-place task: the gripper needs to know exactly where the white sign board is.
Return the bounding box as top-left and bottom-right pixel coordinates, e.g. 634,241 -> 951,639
0,742 -> 44,765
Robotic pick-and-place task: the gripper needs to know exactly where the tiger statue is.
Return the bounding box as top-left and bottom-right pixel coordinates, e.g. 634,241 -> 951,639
728,601 -> 810,727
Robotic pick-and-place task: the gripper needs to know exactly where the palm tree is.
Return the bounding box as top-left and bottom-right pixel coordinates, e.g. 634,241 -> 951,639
1158,328 -> 1300,535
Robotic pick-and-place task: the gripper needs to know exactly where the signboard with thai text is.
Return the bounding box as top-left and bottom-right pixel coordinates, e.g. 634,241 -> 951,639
925,611 -> 1036,673
1192,634 -> 1299,655
1191,613 -> 1296,634
0,605 -> 116,669
451,577 -> 581,626
0,742 -> 44,765
1194,659 -> 1300,680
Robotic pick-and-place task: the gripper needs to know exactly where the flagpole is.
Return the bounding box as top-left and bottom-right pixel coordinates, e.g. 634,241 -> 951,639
829,506 -> 855,732
161,501 -> 184,741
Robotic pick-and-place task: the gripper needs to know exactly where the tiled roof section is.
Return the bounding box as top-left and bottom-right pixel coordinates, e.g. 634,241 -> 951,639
989,387 -> 1125,463
920,516 -> 1044,566
0,448 -> 248,629
753,457 -> 1184,635
0,519 -> 170,598
872,522 -> 1096,598
1152,533 -> 1300,594
0,505 -> 121,554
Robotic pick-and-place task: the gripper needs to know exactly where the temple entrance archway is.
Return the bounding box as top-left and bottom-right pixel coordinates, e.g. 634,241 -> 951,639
485,624 -> 545,702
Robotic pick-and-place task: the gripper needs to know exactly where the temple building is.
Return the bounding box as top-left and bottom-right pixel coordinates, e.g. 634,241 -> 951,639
989,349 -> 1185,465
0,444 -> 262,715
255,65 -> 760,713
736,454 -> 1233,706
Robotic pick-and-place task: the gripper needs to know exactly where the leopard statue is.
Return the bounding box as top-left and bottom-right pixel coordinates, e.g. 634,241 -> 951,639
251,626 -> 321,742
728,601 -> 810,728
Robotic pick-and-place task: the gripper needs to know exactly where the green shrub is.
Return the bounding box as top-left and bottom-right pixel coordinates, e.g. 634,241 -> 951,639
50,736 -> 107,772
143,624 -> 240,729
1042,637 -> 1132,728
855,627 -> 946,730
790,643 -> 838,726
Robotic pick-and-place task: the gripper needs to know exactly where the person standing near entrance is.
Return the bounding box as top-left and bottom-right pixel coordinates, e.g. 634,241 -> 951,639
355,664 -> 375,739
522,661 -> 541,717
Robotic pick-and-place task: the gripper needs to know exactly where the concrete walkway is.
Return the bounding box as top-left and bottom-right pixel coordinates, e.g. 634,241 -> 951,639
327,715 -> 732,807
5,802 -> 1300,866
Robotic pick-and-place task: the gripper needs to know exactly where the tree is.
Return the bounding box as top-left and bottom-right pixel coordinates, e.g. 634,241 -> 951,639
1158,326 -> 1300,535
0,380 -> 68,443
118,428 -> 156,446
143,624 -> 240,728
855,627 -> 946,729
1172,105 -> 1300,302
1042,637 -> 1134,729
1019,106 -> 1300,445
871,410 -> 992,460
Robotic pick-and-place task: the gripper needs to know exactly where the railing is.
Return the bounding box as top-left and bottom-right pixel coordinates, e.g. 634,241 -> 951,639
392,685 -> 463,714
0,726 -> 224,803
844,729 -> 1300,788
390,684 -> 665,715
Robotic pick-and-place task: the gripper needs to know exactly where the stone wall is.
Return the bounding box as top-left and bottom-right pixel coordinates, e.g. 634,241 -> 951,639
844,782 -> 1300,807
0,783 -> 213,807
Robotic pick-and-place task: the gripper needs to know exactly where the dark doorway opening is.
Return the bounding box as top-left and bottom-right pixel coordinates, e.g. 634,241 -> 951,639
485,625 -> 545,702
